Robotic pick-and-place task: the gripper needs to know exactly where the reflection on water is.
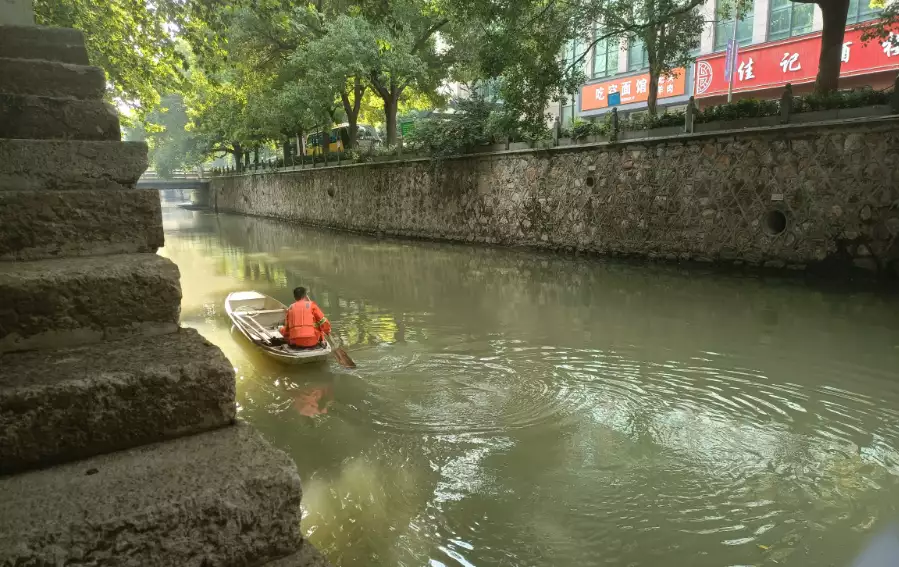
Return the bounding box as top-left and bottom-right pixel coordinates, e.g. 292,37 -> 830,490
160,208 -> 899,567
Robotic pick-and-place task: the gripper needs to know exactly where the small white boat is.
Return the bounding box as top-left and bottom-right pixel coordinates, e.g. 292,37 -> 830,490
225,291 -> 332,365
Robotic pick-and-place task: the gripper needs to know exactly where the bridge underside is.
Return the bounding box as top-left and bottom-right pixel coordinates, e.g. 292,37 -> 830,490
137,180 -> 209,190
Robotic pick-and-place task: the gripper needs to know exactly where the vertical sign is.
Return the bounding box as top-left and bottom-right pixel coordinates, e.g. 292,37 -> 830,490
724,39 -> 738,82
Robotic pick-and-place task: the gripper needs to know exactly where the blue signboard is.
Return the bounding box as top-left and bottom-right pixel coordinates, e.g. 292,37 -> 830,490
607,91 -> 621,106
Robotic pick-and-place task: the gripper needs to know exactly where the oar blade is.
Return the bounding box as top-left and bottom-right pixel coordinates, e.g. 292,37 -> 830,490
333,347 -> 356,368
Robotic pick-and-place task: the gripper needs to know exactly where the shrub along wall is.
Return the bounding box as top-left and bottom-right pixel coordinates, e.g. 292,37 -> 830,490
210,116 -> 899,277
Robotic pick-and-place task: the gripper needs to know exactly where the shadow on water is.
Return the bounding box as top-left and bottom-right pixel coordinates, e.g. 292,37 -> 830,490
160,208 -> 899,567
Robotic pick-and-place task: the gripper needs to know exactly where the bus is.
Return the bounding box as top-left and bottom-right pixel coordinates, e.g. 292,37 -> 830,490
305,123 -> 382,155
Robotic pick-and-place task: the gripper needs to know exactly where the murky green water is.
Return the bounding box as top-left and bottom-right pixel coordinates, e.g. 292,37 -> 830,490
160,207 -> 899,567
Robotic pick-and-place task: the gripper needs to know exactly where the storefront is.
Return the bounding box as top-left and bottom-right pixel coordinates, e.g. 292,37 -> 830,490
693,23 -> 899,105
579,67 -> 693,118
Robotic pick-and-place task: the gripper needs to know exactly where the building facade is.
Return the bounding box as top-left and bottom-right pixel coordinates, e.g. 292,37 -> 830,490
557,0 -> 897,126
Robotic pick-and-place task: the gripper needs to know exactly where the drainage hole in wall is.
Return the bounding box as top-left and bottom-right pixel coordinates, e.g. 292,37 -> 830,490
764,209 -> 787,235
327,187 -> 336,198
585,175 -> 595,188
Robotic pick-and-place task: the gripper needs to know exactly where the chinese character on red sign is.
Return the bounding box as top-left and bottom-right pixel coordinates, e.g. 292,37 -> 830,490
694,23 -> 899,98
581,68 -> 687,111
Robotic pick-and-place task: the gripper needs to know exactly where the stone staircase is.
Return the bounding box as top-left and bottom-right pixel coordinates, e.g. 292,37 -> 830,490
0,24 -> 328,566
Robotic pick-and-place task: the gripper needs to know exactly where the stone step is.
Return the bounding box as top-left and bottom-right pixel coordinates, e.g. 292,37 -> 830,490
0,422 -> 303,566
0,56 -> 105,99
0,328 -> 235,474
0,189 -> 163,261
0,254 -> 181,353
0,25 -> 90,65
0,93 -> 120,140
264,541 -> 331,566
0,138 -> 148,192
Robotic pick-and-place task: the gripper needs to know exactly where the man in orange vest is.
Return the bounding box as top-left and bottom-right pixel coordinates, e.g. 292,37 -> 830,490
279,287 -> 331,349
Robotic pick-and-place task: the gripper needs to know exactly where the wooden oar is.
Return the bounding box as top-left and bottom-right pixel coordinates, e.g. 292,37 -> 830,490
233,311 -> 274,345
325,333 -> 356,368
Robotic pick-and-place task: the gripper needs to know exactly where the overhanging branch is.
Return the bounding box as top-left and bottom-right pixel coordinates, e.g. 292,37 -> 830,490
564,0 -> 706,75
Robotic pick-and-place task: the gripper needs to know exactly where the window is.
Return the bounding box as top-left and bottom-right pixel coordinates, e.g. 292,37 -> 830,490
593,27 -> 620,78
715,9 -> 754,51
846,0 -> 880,24
475,78 -> 502,102
768,0 -> 813,41
560,100 -> 575,127
628,37 -> 649,72
562,39 -> 588,75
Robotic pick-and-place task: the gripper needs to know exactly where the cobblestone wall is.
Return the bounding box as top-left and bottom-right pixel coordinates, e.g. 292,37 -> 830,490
211,117 -> 899,277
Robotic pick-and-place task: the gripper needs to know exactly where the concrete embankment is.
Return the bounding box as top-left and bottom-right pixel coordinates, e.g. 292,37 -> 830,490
210,117 -> 899,278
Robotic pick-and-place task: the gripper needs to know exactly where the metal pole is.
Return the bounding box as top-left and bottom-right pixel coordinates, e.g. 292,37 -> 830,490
726,15 -> 739,103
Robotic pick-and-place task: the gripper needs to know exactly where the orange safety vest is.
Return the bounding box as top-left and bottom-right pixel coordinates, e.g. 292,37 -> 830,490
285,300 -> 319,347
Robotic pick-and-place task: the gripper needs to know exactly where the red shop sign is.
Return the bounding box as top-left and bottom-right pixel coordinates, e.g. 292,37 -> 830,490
582,68 -> 687,111
694,23 -> 899,98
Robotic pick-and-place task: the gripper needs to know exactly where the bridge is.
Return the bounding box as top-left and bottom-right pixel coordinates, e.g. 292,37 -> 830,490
139,171 -> 210,207
137,170 -> 210,190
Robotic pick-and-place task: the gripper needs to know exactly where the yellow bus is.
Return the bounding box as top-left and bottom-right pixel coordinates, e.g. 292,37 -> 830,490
305,124 -> 382,155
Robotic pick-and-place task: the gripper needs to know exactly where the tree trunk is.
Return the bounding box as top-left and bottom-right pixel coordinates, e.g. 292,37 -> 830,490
341,78 -> 364,150
253,147 -> 259,167
244,152 -> 250,170
282,139 -> 291,164
341,92 -> 358,150
647,67 -> 660,116
233,143 -> 243,173
384,96 -> 398,146
645,23 -> 662,117
815,0 -> 850,94
321,125 -> 330,159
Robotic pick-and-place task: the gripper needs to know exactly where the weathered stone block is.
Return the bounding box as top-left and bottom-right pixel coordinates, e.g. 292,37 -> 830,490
0,56 -> 104,99
0,189 -> 163,260
0,93 -> 120,140
0,328 -> 235,474
0,254 -> 181,353
0,422 -> 303,566
0,139 -> 148,191
0,25 -> 90,65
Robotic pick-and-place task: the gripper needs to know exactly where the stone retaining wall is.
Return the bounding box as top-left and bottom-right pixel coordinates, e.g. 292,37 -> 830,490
211,116 -> 899,277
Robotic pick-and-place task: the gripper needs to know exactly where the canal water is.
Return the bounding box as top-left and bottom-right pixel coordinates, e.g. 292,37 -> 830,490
161,208 -> 899,567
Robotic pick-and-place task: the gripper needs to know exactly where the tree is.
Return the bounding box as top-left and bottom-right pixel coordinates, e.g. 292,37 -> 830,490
603,0 -> 704,115
145,94 -> 203,177
286,15 -> 371,149
441,0 -> 583,138
444,0 -> 709,133
787,0 -> 898,93
785,0 -> 848,93
361,0 -> 452,145
186,71 -> 255,171
34,0 -> 189,117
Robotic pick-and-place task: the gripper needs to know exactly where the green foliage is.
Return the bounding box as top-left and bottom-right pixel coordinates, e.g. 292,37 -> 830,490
689,88 -> 888,125
406,97 -> 496,157
567,118 -> 611,139
443,0 -> 584,136
695,98 -> 780,123
792,87 -> 890,112
362,0 -> 452,144
34,0 -> 189,118
622,111 -> 686,130
145,94 -> 203,177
